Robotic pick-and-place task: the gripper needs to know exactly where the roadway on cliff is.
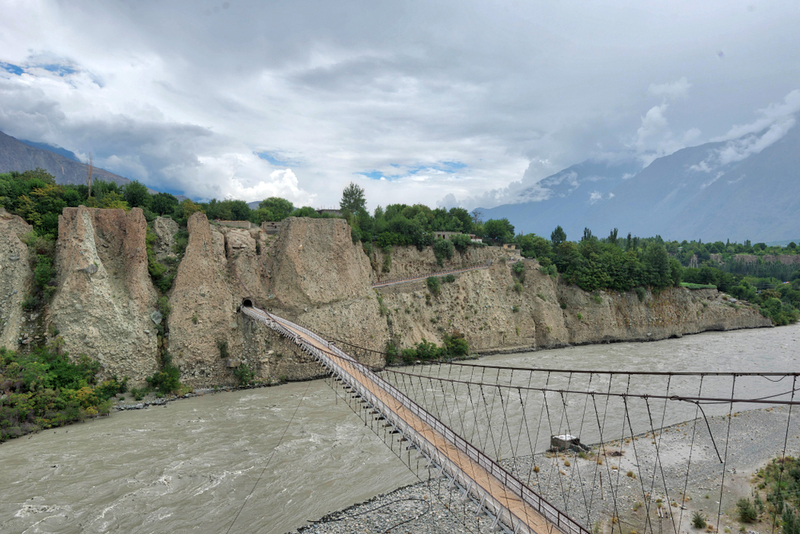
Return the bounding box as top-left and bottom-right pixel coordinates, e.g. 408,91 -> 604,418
371,258 -> 519,289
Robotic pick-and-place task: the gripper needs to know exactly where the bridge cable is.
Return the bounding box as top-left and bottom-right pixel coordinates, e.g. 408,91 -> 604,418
715,376 -> 737,532
772,375 -> 796,534
224,378 -> 312,534
675,375 -> 704,533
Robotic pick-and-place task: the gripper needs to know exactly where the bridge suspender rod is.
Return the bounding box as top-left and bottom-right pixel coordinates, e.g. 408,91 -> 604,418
242,306 -> 589,534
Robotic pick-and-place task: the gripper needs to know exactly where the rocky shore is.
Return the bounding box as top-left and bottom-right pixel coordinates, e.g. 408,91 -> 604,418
290,406 -> 800,534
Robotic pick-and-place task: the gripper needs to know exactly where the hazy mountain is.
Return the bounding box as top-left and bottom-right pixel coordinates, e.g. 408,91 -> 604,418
480,124 -> 800,243
0,130 -> 133,188
18,139 -> 81,163
478,159 -> 640,239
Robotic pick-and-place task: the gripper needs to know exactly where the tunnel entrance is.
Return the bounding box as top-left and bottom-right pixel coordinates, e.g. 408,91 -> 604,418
242,298 -> 253,308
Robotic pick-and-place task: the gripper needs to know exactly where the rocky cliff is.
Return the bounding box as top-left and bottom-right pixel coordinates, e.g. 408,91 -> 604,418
49,207 -> 159,382
0,209 -> 34,349
7,210 -> 773,389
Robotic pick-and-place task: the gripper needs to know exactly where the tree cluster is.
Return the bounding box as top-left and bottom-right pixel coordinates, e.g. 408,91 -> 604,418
0,347 -> 127,441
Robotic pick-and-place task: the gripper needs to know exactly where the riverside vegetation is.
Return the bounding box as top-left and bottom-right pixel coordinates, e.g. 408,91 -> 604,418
0,171 -> 797,440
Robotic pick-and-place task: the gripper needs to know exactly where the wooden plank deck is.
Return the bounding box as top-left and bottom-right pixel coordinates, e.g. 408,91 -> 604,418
277,318 -> 558,534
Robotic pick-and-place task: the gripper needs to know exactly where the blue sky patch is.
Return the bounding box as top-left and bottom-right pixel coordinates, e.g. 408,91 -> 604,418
359,170 -> 387,180
41,63 -> 76,76
256,151 -> 289,166
0,62 -> 24,75
360,160 -> 468,180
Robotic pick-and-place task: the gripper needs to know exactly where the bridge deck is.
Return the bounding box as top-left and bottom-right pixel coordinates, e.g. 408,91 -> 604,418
281,320 -> 553,534
242,306 -> 588,534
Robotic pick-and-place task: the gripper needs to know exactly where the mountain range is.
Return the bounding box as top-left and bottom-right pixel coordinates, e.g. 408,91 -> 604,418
0,130 -> 133,188
3,124 -> 798,244
480,122 -> 800,243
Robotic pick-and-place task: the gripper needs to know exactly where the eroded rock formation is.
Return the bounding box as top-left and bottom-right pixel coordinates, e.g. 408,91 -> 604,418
14,209 -> 772,388
0,209 -> 34,349
49,207 -> 159,382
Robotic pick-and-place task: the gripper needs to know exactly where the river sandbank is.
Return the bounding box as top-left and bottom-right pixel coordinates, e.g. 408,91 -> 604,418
291,405 -> 800,534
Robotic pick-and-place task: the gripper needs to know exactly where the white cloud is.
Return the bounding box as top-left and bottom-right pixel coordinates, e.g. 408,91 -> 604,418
0,2 -> 798,210
690,89 -> 800,173
648,77 -> 691,100
635,104 -> 670,151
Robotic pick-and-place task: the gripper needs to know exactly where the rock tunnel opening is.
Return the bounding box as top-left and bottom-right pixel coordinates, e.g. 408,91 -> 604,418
242,298 -> 253,308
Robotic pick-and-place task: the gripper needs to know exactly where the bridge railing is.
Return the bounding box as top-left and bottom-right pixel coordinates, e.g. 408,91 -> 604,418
243,306 -> 589,534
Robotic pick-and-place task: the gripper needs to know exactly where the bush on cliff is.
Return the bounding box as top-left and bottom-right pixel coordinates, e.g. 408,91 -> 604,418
394,332 -> 469,365
433,238 -> 454,266
427,276 -> 441,296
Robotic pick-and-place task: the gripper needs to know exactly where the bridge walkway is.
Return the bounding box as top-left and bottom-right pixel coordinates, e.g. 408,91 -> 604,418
243,305 -> 588,534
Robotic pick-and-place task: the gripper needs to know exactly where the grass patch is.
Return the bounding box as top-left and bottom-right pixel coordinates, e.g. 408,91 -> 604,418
681,282 -> 717,290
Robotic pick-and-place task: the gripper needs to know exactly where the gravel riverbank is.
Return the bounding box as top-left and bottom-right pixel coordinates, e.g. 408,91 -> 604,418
290,406 -> 800,534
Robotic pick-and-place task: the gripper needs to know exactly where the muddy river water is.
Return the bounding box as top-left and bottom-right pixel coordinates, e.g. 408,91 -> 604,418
2,324 -> 798,534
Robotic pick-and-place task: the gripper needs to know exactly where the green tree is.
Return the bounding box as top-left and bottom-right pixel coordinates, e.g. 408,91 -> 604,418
483,218 -> 515,244
551,225 -> 567,246
340,182 -> 366,214
122,181 -> 151,209
150,192 -> 179,216
258,197 -> 294,221
518,234 -> 551,259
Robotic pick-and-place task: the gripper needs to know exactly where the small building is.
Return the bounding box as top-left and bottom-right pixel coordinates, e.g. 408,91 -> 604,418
216,220 -> 254,230
434,231 -> 484,244
316,208 -> 343,217
434,231 -> 460,240
261,221 -> 282,234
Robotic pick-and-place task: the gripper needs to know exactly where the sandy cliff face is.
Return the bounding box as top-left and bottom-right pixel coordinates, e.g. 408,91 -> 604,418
0,209 -> 34,349
167,213 -> 242,386
266,217 -> 374,308
50,207 -> 159,382
375,260 -> 771,355
31,210 -> 773,388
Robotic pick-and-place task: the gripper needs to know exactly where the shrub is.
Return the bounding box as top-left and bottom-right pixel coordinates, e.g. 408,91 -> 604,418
427,276 -> 441,296
172,229 -> 189,256
737,498 -> 758,523
512,261 -> 525,282
21,296 -> 39,311
218,340 -> 229,359
513,282 -> 524,294
450,233 -> 472,253
635,287 -> 647,302
443,274 -> 456,283
443,331 -> 469,357
157,296 -> 171,317
433,238 -> 455,266
401,348 -> 417,364
233,363 -> 255,386
692,512 -> 707,529
512,305 -> 519,313
415,339 -> 443,360
146,363 -> 181,394
541,264 -> 558,278
385,341 -> 399,365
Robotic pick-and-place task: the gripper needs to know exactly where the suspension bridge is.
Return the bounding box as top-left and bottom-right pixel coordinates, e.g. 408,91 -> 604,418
241,305 -> 800,534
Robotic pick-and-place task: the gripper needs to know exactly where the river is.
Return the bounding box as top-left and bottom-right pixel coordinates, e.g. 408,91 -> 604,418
2,324 -> 798,534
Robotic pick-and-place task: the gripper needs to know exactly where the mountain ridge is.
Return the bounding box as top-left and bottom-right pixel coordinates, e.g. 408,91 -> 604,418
480,123 -> 800,242
0,130 -> 134,188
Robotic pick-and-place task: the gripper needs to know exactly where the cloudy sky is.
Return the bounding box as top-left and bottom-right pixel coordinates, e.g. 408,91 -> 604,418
1,1 -> 798,211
